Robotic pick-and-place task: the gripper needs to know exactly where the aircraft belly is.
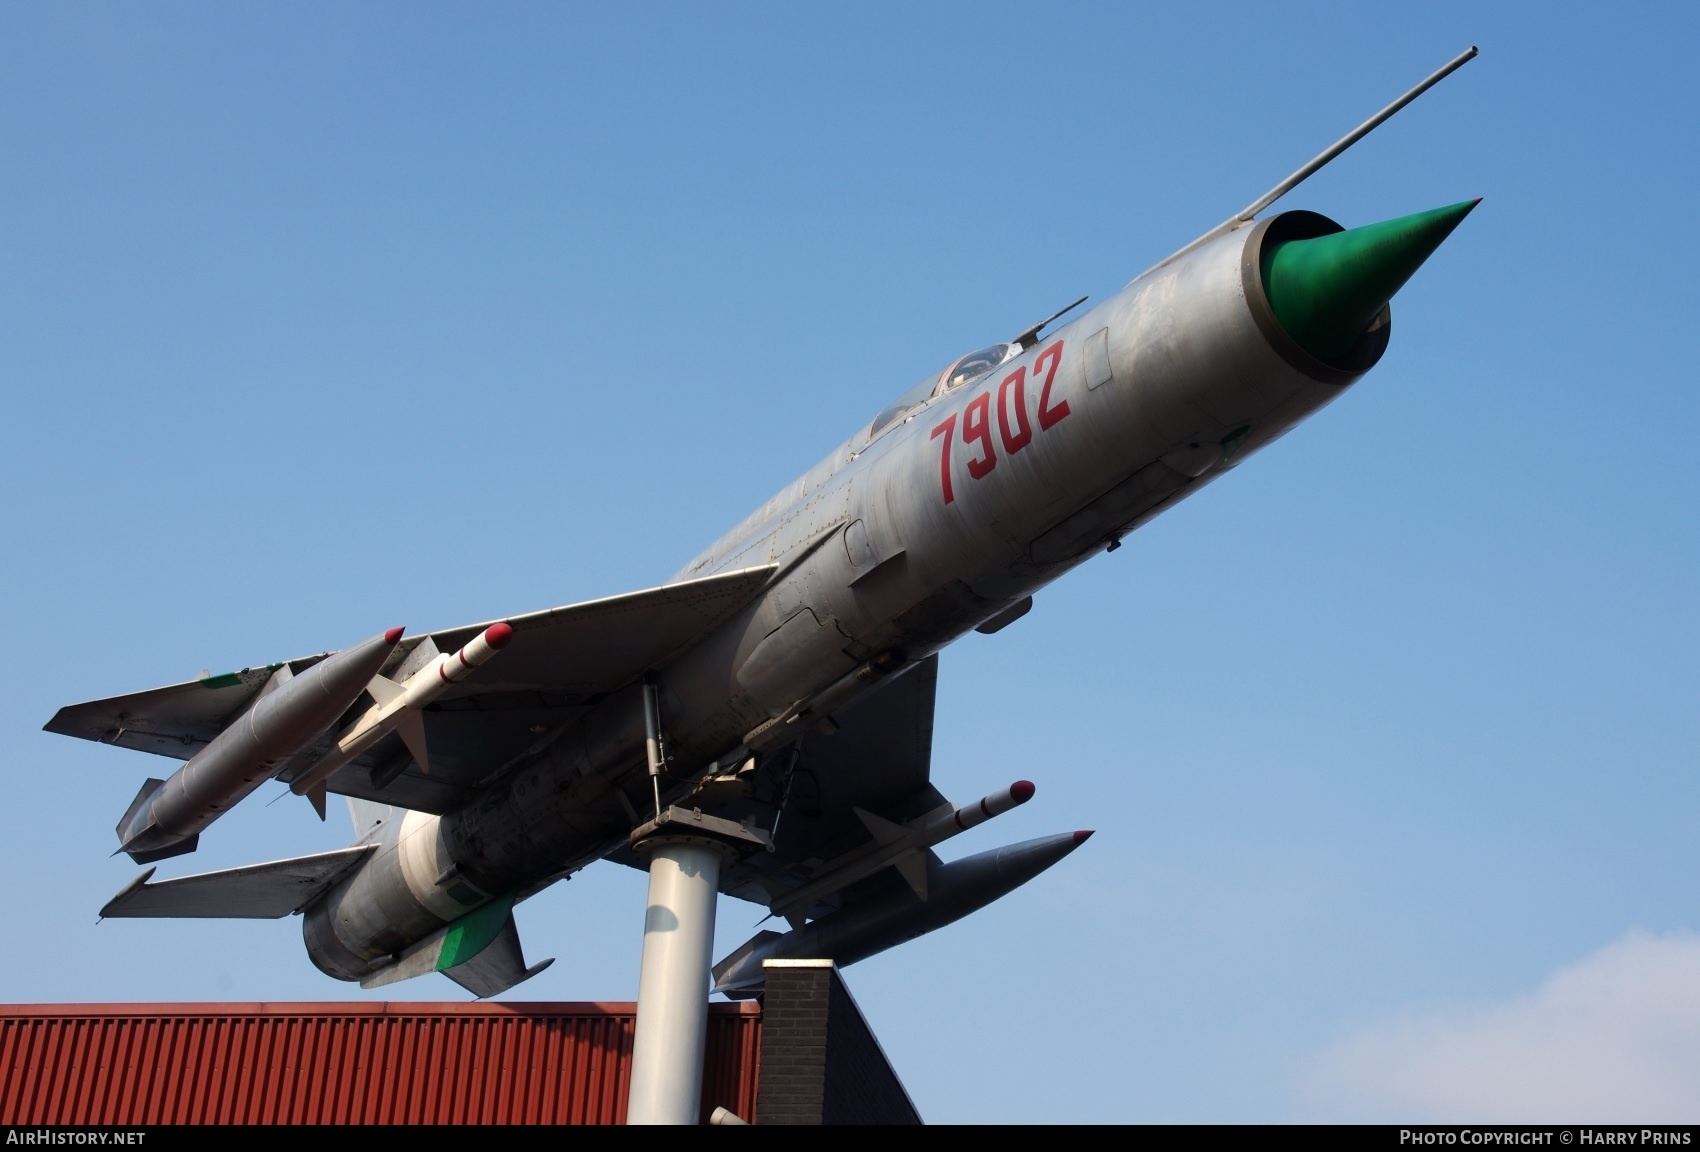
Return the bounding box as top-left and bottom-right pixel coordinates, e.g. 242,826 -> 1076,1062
736,608 -> 857,713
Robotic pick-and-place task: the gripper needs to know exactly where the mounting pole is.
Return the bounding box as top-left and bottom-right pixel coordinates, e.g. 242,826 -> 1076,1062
626,807 -> 771,1125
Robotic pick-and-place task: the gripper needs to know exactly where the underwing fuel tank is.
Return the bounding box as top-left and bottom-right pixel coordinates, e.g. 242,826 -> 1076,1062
711,830 -> 1092,996
115,628 -> 402,863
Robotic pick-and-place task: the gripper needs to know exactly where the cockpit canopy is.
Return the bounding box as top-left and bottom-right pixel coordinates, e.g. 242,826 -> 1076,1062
867,343 -> 1017,440
942,344 -> 1013,391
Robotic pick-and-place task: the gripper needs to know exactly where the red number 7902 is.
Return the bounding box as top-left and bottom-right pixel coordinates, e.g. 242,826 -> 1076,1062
931,339 -> 1070,505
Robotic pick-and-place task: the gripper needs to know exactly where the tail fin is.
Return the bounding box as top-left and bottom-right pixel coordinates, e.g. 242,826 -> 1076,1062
346,797 -> 396,839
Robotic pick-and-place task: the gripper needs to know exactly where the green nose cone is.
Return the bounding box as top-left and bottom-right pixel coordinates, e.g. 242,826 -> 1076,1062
1261,199 -> 1479,364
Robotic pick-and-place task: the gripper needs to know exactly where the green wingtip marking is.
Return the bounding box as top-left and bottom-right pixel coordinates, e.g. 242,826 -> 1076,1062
198,672 -> 243,689
436,892 -> 515,971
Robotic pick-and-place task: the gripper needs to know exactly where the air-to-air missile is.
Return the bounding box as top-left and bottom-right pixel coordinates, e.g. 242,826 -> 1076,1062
57,51 -> 1483,1015
286,622 -> 514,814
114,628 -> 402,863
712,831 -> 1094,996
767,780 -> 1037,922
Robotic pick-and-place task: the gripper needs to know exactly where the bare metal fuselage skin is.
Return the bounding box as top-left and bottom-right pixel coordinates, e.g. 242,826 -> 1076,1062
305,212 -> 1383,981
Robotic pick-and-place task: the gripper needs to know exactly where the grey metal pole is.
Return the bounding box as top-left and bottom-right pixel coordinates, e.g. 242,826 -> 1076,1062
626,836 -> 724,1125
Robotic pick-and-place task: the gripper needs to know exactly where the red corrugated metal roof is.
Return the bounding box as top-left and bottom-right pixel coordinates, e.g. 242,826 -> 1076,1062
0,1002 -> 761,1125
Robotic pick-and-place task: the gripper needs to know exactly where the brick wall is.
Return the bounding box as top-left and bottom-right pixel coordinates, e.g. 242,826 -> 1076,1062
754,960 -> 920,1125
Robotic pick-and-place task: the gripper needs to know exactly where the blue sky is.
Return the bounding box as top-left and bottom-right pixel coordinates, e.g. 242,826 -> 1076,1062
3,2 -> 1696,1123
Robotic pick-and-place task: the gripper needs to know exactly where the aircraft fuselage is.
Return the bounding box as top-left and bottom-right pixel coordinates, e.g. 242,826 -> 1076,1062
304,210 -> 1390,980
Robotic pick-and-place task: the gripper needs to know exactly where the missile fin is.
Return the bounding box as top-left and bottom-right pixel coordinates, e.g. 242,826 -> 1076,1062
365,674 -> 404,708
893,851 -> 928,899
394,709 -> 430,774
854,806 -> 908,846
306,783 -> 327,822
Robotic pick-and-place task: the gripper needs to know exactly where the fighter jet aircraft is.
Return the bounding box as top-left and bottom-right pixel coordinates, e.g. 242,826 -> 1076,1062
47,51 -> 1480,1001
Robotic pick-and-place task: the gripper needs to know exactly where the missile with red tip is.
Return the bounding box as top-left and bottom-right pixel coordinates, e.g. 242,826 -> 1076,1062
115,628 -> 404,864
713,830 -> 1093,995
768,779 -> 1036,922
288,622 -> 514,809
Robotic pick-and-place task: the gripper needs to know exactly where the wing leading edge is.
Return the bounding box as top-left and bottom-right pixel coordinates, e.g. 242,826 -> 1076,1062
47,565 -> 777,815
